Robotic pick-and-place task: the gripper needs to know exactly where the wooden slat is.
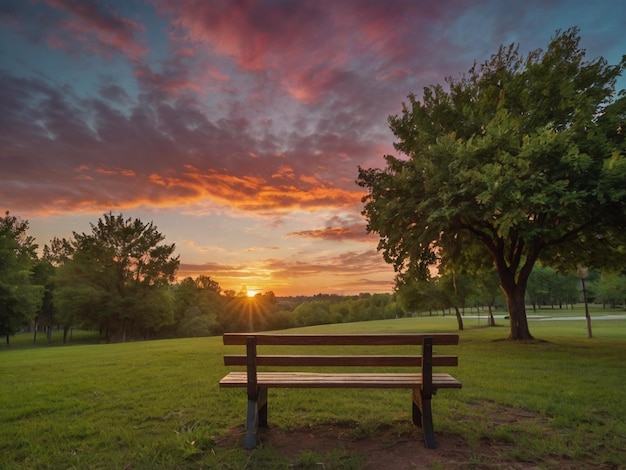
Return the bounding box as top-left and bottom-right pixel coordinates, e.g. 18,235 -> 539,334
224,354 -> 458,367
223,333 -> 459,346
220,371 -> 462,389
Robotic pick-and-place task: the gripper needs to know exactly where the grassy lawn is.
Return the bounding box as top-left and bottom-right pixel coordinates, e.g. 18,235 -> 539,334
1,306 -> 625,468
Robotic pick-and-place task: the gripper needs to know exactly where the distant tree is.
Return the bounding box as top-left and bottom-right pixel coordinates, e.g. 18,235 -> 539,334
395,277 -> 440,316
358,28 -> 626,340
526,265 -> 555,310
551,272 -> 580,309
51,213 -> 179,342
172,276 -> 221,337
194,275 -> 221,294
218,291 -> 283,332
527,266 -> 580,310
472,269 -> 501,326
437,271 -> 475,330
383,298 -> 405,319
0,212 -> 44,344
292,300 -> 339,327
42,237 -> 73,266
31,259 -> 56,343
594,272 -> 626,308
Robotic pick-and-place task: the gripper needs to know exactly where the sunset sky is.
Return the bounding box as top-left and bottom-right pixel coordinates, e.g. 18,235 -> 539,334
1,1 -> 625,296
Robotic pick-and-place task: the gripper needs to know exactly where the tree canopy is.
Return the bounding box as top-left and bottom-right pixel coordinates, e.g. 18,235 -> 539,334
0,212 -> 44,344
357,28 -> 626,339
51,213 -> 180,342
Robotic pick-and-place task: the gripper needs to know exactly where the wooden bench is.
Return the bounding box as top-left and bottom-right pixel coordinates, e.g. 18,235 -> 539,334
219,333 -> 461,449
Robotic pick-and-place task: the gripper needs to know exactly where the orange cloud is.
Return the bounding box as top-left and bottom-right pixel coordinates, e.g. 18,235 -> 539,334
271,165 -> 295,180
142,167 -> 362,213
95,167 -> 136,177
287,226 -> 373,242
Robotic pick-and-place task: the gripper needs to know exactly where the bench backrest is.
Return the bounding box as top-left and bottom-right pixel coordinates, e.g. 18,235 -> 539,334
223,333 -> 459,368
223,333 -> 459,399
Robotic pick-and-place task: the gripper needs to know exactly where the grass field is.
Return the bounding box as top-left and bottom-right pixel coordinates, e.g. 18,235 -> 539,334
1,305 -> 625,469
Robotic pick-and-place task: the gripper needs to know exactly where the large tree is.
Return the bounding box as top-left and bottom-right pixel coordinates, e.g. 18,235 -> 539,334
358,28 -> 626,339
51,213 -> 180,342
0,212 -> 44,344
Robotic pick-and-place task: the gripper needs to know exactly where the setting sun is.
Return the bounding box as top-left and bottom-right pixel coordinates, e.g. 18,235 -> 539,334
246,290 -> 258,298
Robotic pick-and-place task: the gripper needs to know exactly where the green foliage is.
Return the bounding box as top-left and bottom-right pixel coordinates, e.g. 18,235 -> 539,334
358,28 -> 626,339
215,290 -> 287,332
292,294 -> 402,327
171,276 -> 221,337
51,213 -> 180,341
31,259 -> 56,338
0,212 -> 44,344
526,265 -> 580,310
396,269 -> 505,320
593,271 -> 626,308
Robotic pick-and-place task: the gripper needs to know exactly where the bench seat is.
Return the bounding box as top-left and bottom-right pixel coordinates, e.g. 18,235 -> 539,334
220,371 -> 462,389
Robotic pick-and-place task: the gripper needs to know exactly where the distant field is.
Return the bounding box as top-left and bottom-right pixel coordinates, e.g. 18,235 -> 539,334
2,307 -> 625,468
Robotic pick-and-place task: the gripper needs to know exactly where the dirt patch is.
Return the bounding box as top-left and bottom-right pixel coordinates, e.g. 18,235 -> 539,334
216,420 -> 538,469
216,401 -> 616,469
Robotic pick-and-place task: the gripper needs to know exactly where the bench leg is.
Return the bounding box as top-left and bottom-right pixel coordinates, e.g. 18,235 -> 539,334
244,399 -> 258,450
258,388 -> 268,427
412,389 -> 437,449
244,388 -> 268,449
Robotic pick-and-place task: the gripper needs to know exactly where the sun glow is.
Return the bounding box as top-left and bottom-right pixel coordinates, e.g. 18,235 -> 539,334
246,289 -> 258,298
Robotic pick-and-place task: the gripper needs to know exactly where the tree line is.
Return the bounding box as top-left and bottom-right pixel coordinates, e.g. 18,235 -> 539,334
0,211 -> 403,343
2,210 -> 624,345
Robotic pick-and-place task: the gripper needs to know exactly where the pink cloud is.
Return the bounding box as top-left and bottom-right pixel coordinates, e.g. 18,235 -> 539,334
0,58 -> 379,217
153,0 -> 473,107
6,0 -> 613,230
157,0 -> 329,70
41,0 -> 146,59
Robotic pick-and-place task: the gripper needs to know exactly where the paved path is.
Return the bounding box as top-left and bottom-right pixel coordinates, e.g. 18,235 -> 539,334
532,314 -> 626,321
484,314 -> 626,321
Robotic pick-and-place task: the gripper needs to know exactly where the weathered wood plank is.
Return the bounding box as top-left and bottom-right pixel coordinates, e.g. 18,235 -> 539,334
224,354 -> 459,367
223,333 -> 459,346
220,371 -> 462,389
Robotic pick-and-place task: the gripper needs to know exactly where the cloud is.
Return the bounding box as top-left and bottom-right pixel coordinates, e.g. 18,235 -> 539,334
4,1 -> 437,217
4,0 -> 624,296
178,247 -> 394,295
287,226 -> 370,242
0,53 -> 370,215
2,0 -> 147,61
264,249 -> 390,277
156,0 -> 329,71
46,0 -> 147,60
286,214 -> 373,242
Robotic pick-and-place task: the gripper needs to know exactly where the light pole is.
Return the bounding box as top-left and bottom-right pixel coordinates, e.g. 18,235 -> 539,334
577,267 -> 592,339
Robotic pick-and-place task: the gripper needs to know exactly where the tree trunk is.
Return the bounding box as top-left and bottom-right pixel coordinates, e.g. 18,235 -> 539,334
501,282 -> 534,340
488,304 -> 496,327
454,307 -> 464,331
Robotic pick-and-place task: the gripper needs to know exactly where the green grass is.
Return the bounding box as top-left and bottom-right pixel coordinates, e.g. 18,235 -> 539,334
2,308 -> 626,468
